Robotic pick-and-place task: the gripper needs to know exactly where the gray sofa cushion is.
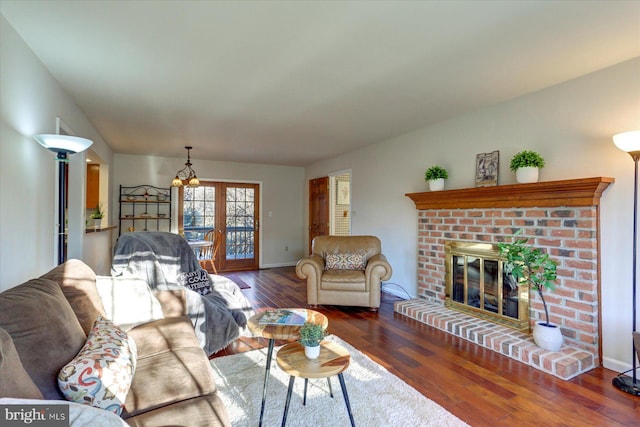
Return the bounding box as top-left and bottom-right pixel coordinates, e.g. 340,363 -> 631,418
0,327 -> 43,399
0,278 -> 87,399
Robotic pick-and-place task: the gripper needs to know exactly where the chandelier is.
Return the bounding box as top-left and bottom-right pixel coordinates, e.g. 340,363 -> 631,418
171,146 -> 200,188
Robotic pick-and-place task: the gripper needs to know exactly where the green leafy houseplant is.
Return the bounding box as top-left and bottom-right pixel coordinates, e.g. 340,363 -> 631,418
90,203 -> 104,219
498,230 -> 558,326
298,322 -> 326,347
509,150 -> 545,172
424,165 -> 449,181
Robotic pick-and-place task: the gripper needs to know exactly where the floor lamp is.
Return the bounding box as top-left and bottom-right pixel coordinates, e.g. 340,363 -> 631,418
612,130 -> 640,396
34,134 -> 93,265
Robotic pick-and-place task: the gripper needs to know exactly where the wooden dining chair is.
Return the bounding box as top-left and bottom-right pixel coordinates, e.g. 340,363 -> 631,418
200,229 -> 223,274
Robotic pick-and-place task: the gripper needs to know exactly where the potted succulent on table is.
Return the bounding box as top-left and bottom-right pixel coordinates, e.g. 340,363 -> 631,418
90,203 -> 104,227
299,322 -> 326,359
424,165 -> 449,191
498,230 -> 562,351
510,150 -> 545,183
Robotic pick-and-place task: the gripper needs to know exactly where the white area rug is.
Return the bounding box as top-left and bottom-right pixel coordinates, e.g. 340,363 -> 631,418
210,335 -> 469,427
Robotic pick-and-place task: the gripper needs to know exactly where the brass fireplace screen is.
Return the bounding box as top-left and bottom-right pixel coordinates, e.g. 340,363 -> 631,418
445,241 -> 529,332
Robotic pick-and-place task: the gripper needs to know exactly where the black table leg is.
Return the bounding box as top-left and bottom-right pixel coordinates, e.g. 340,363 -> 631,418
281,376 -> 296,427
327,377 -> 334,398
259,338 -> 275,427
338,373 -> 356,427
303,378 -> 308,405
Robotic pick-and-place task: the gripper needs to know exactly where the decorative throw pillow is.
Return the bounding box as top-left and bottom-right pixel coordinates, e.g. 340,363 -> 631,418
324,252 -> 367,270
58,316 -> 137,415
177,269 -> 212,295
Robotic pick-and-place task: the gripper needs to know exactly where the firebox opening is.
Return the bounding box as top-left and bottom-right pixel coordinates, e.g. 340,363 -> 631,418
445,241 -> 530,332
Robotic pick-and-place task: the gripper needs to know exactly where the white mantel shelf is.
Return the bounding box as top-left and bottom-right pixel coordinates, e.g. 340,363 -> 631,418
406,177 -> 614,210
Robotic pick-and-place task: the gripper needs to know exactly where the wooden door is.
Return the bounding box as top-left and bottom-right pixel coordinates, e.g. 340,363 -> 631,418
218,183 -> 259,272
179,182 -> 259,272
308,177 -> 329,253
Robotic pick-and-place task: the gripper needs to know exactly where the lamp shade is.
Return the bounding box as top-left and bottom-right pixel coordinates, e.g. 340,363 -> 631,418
613,130 -> 640,153
34,134 -> 93,154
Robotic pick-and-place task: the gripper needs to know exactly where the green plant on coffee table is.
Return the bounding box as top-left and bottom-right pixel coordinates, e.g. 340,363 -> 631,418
299,322 -> 326,347
424,165 -> 449,181
498,230 -> 558,326
90,203 -> 104,219
509,150 -> 545,172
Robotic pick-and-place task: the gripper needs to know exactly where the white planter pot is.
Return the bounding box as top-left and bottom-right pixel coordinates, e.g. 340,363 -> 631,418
93,218 -> 101,227
533,322 -> 563,351
516,167 -> 539,183
428,178 -> 445,191
304,344 -> 320,359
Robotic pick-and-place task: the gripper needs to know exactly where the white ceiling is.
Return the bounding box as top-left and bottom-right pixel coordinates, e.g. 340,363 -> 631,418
2,1 -> 639,166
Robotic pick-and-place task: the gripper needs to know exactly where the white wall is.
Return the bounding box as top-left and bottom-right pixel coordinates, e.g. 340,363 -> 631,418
112,154 -> 305,268
305,58 -> 640,372
0,16 -> 113,289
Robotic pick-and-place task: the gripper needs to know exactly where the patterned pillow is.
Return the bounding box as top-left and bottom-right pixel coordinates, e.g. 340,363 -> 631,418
58,316 -> 137,415
177,269 -> 212,295
324,252 -> 367,270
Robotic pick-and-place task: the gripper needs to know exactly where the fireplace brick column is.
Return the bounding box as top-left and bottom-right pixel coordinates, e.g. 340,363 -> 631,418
401,177 -> 614,377
416,206 -> 598,353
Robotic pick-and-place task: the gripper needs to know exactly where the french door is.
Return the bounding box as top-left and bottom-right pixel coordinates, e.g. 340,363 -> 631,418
179,182 -> 259,272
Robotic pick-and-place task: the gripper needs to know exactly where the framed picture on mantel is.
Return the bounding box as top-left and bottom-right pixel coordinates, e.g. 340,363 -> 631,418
475,150 -> 499,187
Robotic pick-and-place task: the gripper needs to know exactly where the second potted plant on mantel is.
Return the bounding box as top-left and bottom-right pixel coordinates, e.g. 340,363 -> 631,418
510,150 -> 545,183
498,230 -> 561,351
424,165 -> 449,191
299,322 -> 326,359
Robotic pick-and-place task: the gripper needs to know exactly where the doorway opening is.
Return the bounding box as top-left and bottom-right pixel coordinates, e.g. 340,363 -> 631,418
330,172 -> 351,236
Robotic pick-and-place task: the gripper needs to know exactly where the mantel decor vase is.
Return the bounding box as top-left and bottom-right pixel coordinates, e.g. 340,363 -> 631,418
304,344 -> 320,359
516,167 -> 539,183
533,322 -> 563,351
428,178 -> 445,191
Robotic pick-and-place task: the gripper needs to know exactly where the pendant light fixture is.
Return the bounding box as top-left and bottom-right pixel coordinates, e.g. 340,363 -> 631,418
171,146 -> 200,188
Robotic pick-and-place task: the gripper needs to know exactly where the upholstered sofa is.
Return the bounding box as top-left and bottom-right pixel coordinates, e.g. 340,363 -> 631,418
296,235 -> 392,311
0,259 -> 230,427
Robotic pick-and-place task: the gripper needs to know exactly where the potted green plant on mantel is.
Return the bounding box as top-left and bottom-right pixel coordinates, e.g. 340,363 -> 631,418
90,203 -> 104,227
299,322 -> 326,359
498,230 -> 562,351
424,165 -> 449,191
510,150 -> 545,183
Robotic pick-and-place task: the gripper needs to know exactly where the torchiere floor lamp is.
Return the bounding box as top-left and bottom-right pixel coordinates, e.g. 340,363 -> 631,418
34,134 -> 93,265
612,130 -> 640,396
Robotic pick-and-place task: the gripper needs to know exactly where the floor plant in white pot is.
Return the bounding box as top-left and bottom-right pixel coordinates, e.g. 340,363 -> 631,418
299,322 -> 326,359
498,230 -> 562,351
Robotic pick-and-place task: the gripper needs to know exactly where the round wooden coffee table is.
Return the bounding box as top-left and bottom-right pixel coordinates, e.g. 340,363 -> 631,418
276,340 -> 355,427
247,309 -> 328,427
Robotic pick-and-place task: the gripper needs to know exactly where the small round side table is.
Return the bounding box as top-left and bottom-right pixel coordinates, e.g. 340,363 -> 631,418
247,309 -> 328,427
276,340 -> 355,427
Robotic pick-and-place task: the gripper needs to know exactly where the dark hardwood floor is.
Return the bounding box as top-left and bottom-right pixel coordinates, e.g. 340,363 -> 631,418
212,267 -> 639,426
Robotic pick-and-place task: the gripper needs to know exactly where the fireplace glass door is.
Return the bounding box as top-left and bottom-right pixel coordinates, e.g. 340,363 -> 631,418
446,242 -> 529,331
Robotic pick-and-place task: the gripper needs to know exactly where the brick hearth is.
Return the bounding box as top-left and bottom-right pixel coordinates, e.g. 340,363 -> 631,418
395,300 -> 594,379
400,178 -> 613,379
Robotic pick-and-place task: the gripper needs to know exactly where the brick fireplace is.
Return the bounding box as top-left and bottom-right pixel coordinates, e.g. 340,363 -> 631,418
395,177 -> 613,379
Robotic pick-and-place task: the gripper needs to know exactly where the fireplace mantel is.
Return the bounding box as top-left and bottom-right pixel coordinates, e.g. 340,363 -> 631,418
406,177 -> 614,210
